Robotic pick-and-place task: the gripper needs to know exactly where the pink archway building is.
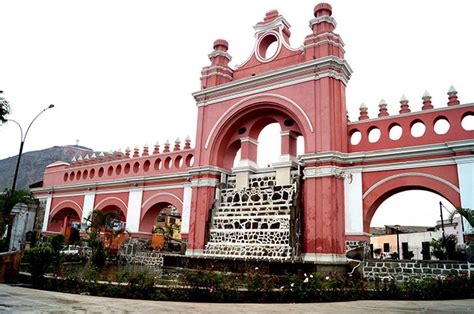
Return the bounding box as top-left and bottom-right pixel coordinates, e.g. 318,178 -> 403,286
33,3 -> 474,263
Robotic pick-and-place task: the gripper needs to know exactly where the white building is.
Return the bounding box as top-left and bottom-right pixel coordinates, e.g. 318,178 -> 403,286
371,216 -> 465,260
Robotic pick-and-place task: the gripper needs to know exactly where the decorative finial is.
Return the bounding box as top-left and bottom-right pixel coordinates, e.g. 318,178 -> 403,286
213,39 -> 229,52
153,141 -> 160,155
448,85 -> 457,95
447,85 -> 460,106
399,95 -> 411,114
91,153 -> 96,164
142,144 -> 149,157
125,146 -> 131,158
184,136 -> 192,149
378,99 -> 389,117
422,90 -> 433,110
358,102 -> 369,120
133,145 -> 140,158
116,149 -> 122,160
107,150 -> 113,161
174,138 -> 181,151
163,139 -> 171,153
98,152 -> 105,162
314,3 -> 332,17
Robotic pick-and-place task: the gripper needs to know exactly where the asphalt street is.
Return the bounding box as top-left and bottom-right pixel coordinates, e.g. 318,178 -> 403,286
1,284 -> 473,313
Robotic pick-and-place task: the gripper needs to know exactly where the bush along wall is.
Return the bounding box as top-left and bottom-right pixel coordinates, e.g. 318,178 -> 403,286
19,267 -> 474,303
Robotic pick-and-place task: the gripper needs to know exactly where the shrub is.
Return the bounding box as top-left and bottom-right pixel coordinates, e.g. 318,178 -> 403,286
23,246 -> 53,286
48,234 -> 65,254
120,269 -> 157,300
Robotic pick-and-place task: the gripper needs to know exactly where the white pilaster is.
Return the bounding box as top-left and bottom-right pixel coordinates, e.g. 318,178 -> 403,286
41,196 -> 52,232
457,161 -> 474,234
126,188 -> 143,233
344,171 -> 363,233
81,192 -> 96,224
180,184 -> 192,235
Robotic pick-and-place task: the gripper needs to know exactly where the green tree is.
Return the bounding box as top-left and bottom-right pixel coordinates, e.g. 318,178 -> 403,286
431,234 -> 457,260
0,189 -> 34,251
0,92 -> 10,123
84,209 -> 122,268
450,207 -> 474,261
449,207 -> 474,230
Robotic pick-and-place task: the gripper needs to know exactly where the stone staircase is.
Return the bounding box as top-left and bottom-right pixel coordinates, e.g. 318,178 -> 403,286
203,172 -> 298,260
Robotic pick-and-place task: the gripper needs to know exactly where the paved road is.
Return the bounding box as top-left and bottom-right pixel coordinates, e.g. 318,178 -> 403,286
1,284 -> 474,313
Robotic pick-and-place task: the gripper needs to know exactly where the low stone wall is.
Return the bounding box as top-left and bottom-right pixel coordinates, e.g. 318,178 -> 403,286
124,251 -> 163,267
118,238 -> 163,267
363,259 -> 474,282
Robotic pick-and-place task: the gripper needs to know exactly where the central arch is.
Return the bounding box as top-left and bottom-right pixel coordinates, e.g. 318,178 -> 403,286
207,95 -> 312,170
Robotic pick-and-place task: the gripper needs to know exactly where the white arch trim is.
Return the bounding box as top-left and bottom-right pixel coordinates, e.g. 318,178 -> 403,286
94,196 -> 128,211
50,200 -> 83,216
204,93 -> 314,149
363,172 -> 460,199
141,192 -> 183,209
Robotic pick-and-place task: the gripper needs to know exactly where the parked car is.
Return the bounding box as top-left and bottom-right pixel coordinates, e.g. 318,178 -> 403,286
60,245 -> 80,255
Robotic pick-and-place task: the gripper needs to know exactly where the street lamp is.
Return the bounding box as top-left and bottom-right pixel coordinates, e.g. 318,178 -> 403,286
5,96 -> 55,191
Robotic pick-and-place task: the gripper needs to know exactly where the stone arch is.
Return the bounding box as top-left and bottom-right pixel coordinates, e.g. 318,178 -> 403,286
140,192 -> 183,233
363,173 -> 461,232
207,95 -> 311,169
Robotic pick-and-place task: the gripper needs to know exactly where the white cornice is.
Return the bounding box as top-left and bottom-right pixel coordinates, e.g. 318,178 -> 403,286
193,56 -> 352,101
208,50 -> 232,61
202,66 -> 234,74
35,183 -> 188,199
304,32 -> 345,46
196,70 -> 349,108
309,16 -> 337,29
201,72 -> 233,80
188,165 -> 231,176
240,137 -> 259,145
303,39 -> 345,53
303,165 -> 346,179
253,15 -> 291,33
190,178 -> 219,187
32,171 -> 192,194
280,130 -> 299,139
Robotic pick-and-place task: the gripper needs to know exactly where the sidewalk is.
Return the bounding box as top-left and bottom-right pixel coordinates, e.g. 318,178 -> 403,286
1,284 -> 473,313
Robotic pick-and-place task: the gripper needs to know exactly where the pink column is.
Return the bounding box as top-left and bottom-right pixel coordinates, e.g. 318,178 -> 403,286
303,175 -> 346,261
280,131 -> 297,158
239,137 -> 258,165
186,176 -> 218,255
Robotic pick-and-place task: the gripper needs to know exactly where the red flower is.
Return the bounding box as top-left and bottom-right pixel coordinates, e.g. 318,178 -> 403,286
359,279 -> 364,284
447,277 -> 452,281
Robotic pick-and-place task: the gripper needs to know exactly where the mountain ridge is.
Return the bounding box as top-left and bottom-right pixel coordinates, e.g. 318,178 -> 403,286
0,145 -> 95,190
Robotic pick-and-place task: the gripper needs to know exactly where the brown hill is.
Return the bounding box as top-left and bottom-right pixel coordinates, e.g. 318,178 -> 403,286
0,145 -> 94,190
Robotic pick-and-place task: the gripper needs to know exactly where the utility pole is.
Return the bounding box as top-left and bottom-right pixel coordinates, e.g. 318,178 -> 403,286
439,201 -> 446,243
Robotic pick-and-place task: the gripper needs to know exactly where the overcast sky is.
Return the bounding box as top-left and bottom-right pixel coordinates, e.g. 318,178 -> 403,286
1,0 -> 472,227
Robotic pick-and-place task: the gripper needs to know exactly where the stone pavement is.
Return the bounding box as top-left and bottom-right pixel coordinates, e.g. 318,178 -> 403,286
1,284 -> 473,313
